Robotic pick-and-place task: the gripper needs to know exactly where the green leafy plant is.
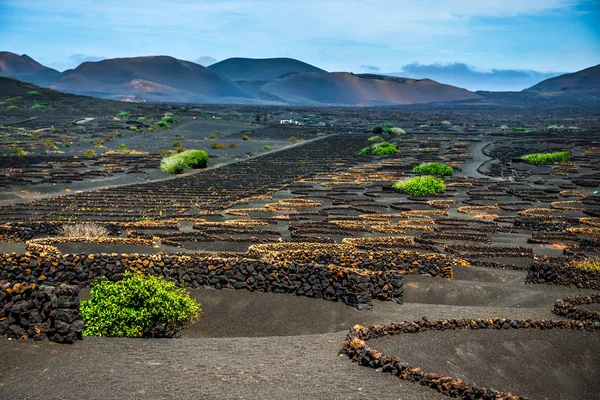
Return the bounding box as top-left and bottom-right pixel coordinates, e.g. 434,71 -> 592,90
162,115 -> 175,124
6,105 -> 19,111
370,126 -> 384,134
160,149 -> 209,174
520,151 -> 570,165
30,104 -> 47,110
115,111 -> 130,119
27,91 -> 41,96
138,116 -> 149,122
264,145 -> 272,150
211,142 -> 226,149
289,136 -> 299,143
358,141 -> 397,156
393,176 -> 446,196
412,162 -> 454,177
155,121 -> 170,129
367,135 -> 384,142
84,149 -> 96,157
229,142 -> 238,148
385,127 -> 405,135
242,135 -> 250,140
80,272 -> 202,338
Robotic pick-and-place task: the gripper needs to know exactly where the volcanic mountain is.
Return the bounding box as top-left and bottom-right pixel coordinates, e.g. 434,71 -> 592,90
0,51 -> 61,86
52,56 -> 255,103
261,72 -> 481,105
525,64 -> 600,94
208,57 -> 326,82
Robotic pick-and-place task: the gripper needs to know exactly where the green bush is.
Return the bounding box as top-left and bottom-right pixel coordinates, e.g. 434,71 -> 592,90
80,272 -> 202,338
242,135 -> 250,140
155,120 -> 170,128
370,126 -> 384,134
412,162 -> 454,177
138,116 -> 149,121
27,91 -> 41,96
289,136 -> 298,143
385,127 -> 405,135
367,135 -> 384,142
160,149 -> 209,174
359,141 -> 397,156
393,176 -> 446,196
115,111 -> 130,119
30,104 -> 47,110
520,151 -> 570,165
162,115 -> 175,124
6,105 -> 19,111
84,149 -> 96,157
211,142 -> 226,149
264,145 -> 272,150
229,142 -> 238,148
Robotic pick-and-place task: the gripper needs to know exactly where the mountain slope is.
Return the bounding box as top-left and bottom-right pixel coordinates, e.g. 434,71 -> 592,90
262,72 -> 480,105
525,65 -> 600,94
52,56 -> 255,102
208,57 -> 326,81
0,51 -> 61,86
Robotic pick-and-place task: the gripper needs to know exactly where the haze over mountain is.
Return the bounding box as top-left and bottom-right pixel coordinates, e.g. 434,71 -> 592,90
0,51 -> 61,87
208,57 -> 326,81
262,72 -> 481,105
525,64 -> 600,94
51,56 -> 255,103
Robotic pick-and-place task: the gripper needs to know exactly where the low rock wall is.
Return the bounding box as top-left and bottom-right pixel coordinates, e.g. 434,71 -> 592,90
526,257 -> 600,289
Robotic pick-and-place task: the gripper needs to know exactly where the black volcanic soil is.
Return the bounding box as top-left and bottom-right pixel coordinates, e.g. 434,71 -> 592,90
369,329 -> 600,400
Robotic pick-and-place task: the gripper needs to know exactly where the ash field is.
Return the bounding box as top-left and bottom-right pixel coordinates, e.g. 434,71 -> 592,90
1,76 -> 600,400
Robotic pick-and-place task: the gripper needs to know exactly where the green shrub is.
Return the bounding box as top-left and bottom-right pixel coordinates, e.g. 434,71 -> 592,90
0,101 -> 7,106
39,102 -> 49,107
30,104 -> 47,110
172,140 -> 182,148
160,149 -> 209,174
412,162 -> 454,177
211,142 -> 226,149
385,127 -> 405,135
80,272 -> 202,338
162,115 -> 175,124
264,145 -> 272,150
370,126 -> 384,134
138,116 -> 149,122
289,136 -> 298,143
380,123 -> 394,129
393,176 -> 446,196
367,135 -> 384,142
359,142 -> 397,156
6,105 -> 19,111
115,111 -> 130,119
242,135 -> 250,140
27,91 -> 41,96
159,149 -> 176,156
520,151 -> 570,165
229,142 -> 238,148
84,149 -> 96,157
213,130 -> 222,136
155,121 -> 170,128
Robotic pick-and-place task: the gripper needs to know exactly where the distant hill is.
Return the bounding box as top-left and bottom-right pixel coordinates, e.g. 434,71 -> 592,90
525,65 -> 600,94
0,51 -> 61,87
52,56 -> 256,103
208,57 -> 326,81
261,72 -> 480,105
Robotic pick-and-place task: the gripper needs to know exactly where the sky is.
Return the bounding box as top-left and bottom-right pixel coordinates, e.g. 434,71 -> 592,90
0,0 -> 599,90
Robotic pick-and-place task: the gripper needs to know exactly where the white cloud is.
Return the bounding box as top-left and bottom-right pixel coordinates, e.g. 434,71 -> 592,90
194,56 -> 218,66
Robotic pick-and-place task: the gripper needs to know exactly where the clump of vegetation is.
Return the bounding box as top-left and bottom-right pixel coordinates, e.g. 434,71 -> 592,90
229,142 -> 238,148
367,135 -> 384,142
172,140 -> 182,148
412,162 -> 454,177
160,149 -> 209,174
264,145 -> 272,150
155,121 -> 170,129
386,127 -> 405,135
115,111 -> 130,119
159,149 -> 176,156
213,130 -> 222,136
393,176 -> 446,196
6,105 -> 19,111
289,136 -> 299,143
30,104 -> 47,110
209,134 -> 217,140
129,126 -> 140,132
210,143 -> 226,149
520,151 -> 570,165
162,115 -> 175,124
27,91 -> 41,96
59,222 -> 109,238
138,116 -> 149,122
370,126 -> 384,134
570,258 -> 600,272
84,149 -> 96,157
93,139 -> 105,148
510,127 -> 532,133
242,135 -> 250,140
358,142 -> 397,156
80,271 -> 202,338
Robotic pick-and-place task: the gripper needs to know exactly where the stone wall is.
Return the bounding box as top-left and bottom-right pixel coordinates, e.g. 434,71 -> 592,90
526,257 -> 600,289
0,282 -> 81,343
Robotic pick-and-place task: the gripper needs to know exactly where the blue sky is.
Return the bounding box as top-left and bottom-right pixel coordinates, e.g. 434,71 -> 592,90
0,0 -> 598,90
